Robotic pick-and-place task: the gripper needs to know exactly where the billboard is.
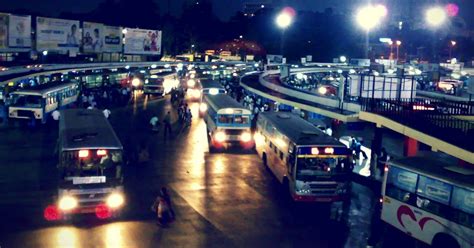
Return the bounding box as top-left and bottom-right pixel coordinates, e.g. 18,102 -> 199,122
82,22 -> 103,53
0,13 -> 7,49
124,28 -> 161,55
36,17 -> 80,53
8,14 -> 31,49
267,54 -> 283,65
103,25 -> 122,53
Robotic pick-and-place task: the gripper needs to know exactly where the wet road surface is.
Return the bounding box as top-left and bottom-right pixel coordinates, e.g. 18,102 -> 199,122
0,93 -> 420,248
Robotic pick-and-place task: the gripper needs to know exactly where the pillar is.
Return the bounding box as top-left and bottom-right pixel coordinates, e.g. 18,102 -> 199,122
403,136 -> 418,157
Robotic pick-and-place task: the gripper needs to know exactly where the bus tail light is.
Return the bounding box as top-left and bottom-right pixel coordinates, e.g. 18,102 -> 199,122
97,150 -> 107,156
78,150 -> 89,158
44,205 -> 61,221
240,132 -> 252,143
215,131 -> 227,143
311,147 -> 319,155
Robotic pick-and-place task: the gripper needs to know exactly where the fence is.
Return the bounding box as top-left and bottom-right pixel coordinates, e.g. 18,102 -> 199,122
361,98 -> 474,151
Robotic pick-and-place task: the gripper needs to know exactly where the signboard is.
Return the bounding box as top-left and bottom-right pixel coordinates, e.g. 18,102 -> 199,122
82,22 -> 103,53
36,17 -> 80,53
349,75 -> 415,99
306,55 -> 312,62
0,13 -> 7,49
267,54 -> 283,65
103,25 -> 122,53
124,28 -> 161,55
8,14 -> 31,49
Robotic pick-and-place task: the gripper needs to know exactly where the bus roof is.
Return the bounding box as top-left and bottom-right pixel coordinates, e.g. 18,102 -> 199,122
12,81 -> 77,96
388,155 -> 474,189
205,94 -> 249,113
58,109 -> 123,151
261,112 -> 344,147
199,79 -> 224,89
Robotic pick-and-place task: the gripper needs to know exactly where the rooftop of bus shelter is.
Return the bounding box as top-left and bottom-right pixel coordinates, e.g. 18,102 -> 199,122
261,112 -> 346,147
390,155 -> 474,189
199,79 -> 225,89
59,109 -> 123,151
206,94 -> 248,111
12,81 -> 77,95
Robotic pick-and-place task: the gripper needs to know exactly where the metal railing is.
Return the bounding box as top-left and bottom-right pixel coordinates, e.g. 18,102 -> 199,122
361,98 -> 474,151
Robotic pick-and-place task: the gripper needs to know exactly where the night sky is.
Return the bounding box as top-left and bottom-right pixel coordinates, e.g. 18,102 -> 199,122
1,0 -> 472,25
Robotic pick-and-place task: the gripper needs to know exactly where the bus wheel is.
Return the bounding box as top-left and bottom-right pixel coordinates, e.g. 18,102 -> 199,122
432,234 -> 459,248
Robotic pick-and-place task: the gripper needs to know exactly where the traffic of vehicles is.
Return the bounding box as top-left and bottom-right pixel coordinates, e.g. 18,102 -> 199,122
1,61 -> 472,247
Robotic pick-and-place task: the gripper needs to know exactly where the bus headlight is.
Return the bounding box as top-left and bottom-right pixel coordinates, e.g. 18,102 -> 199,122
187,79 -> 196,87
199,103 -> 208,113
215,131 -> 227,143
107,193 -> 125,209
132,78 -> 141,87
58,195 -> 78,211
240,132 -> 252,142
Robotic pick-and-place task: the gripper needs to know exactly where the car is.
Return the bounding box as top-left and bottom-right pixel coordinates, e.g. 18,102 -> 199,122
437,79 -> 463,94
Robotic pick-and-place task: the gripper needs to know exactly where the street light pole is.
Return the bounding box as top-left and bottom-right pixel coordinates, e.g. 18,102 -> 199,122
449,40 -> 456,59
396,40 -> 402,61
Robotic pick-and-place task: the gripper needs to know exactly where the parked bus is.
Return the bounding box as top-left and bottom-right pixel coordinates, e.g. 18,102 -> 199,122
198,79 -> 226,116
46,109 -> 125,220
255,112 -> 352,202
381,155 -> 474,248
8,81 -> 79,124
203,94 -> 254,151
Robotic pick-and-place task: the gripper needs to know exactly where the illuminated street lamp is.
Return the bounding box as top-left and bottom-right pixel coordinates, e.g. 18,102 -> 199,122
396,40 -> 402,60
339,56 -> 347,63
275,12 -> 293,29
356,4 -> 387,58
425,7 -> 447,27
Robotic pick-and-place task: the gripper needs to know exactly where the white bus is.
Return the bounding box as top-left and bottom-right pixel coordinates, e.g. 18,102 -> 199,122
144,72 -> 178,96
46,109 -> 125,220
198,79 -> 226,116
8,81 -> 79,124
381,156 -> 474,248
255,112 -> 352,202
203,94 -> 254,151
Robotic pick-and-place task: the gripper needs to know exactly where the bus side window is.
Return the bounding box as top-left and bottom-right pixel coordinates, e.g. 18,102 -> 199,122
273,146 -> 277,154
269,142 -> 273,149
279,151 -> 284,160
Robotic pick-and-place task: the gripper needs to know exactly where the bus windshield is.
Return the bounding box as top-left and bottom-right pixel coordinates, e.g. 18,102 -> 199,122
12,94 -> 42,107
218,114 -> 250,125
59,150 -> 123,180
296,157 -> 350,181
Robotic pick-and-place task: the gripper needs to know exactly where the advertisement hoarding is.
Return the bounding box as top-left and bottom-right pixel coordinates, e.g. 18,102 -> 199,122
0,13 -> 7,49
36,17 -> 80,53
82,22 -> 103,53
124,28 -> 161,55
103,25 -> 122,53
266,54 -> 283,65
8,14 -> 31,49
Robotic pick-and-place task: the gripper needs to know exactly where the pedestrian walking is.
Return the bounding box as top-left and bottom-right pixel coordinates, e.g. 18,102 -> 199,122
52,110 -> 60,121
151,187 -> 175,226
150,115 -> 160,132
103,108 -> 111,119
377,147 -> 389,177
163,111 -> 172,139
81,93 -> 88,108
